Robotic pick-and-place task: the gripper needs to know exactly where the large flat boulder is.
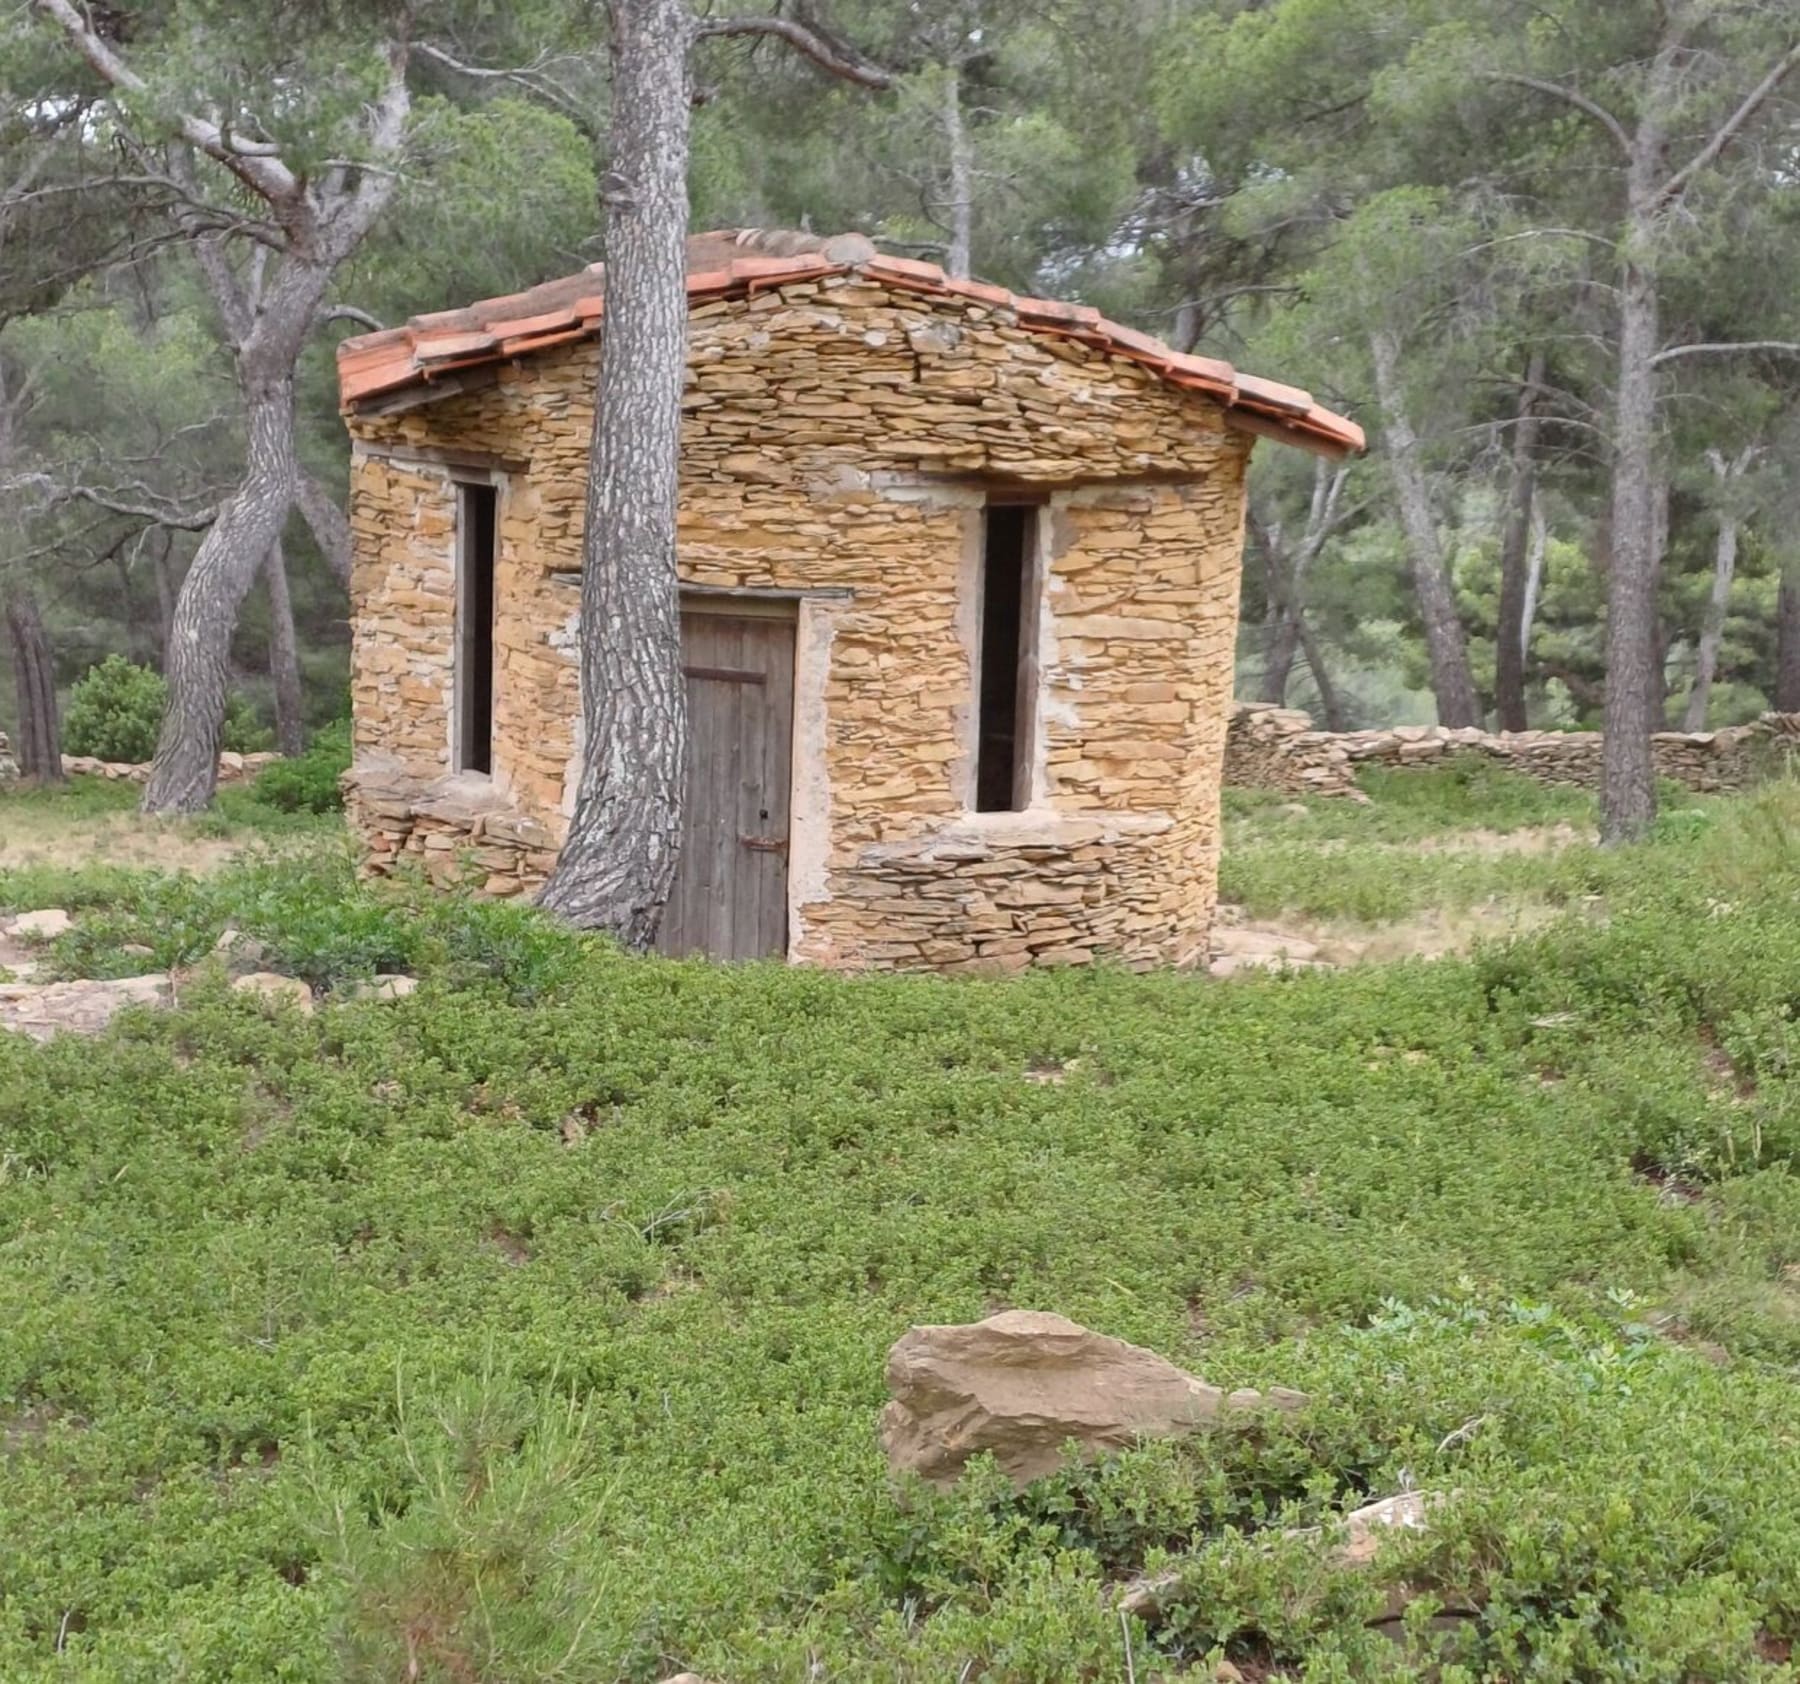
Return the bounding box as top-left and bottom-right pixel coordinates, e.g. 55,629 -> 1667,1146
0,974 -> 171,1042
880,1310 -> 1305,1489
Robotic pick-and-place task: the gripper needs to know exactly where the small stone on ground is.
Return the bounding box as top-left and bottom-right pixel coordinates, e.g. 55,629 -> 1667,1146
231,972 -> 314,1013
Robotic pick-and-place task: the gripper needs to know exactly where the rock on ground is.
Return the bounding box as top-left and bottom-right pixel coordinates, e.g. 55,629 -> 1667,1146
212,928 -> 270,972
880,1309 -> 1305,1489
1208,923 -> 1327,978
1119,1489 -> 1468,1630
230,972 -> 314,1013
0,974 -> 171,1042
344,974 -> 419,1001
5,908 -> 73,940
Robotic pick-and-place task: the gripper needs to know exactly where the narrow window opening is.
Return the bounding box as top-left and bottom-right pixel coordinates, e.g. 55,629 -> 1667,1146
975,502 -> 1038,812
455,482 -> 497,775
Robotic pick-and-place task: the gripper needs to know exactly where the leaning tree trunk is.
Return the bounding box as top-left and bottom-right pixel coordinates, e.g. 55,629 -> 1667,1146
1600,247 -> 1665,842
537,0 -> 693,943
1683,505 -> 1740,732
1494,350 -> 1546,731
262,535 -> 306,756
143,374 -> 299,812
1777,563 -> 1800,712
5,585 -> 62,781
1368,329 -> 1481,727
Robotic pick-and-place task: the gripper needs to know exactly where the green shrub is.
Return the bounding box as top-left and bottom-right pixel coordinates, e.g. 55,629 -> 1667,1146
221,694 -> 275,755
61,655 -> 273,762
61,655 -> 167,762
251,721 -> 352,814
9,783 -> 1800,1678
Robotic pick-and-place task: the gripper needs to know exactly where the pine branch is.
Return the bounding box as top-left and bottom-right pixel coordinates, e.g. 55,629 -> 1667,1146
1658,38 -> 1800,206
1483,73 -> 1633,157
1651,340 -> 1800,368
694,11 -> 895,89
31,0 -> 303,204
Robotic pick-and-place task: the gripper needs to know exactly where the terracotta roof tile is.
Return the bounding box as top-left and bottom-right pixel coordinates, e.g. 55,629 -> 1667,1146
337,226 -> 1363,457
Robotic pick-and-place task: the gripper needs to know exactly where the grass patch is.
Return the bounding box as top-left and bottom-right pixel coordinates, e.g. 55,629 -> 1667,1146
1219,759 -> 1717,926
4,786 -> 1800,1677
0,775 -> 339,884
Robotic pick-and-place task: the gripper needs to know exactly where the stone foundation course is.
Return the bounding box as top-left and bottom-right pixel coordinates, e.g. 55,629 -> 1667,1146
1226,702 -> 1800,799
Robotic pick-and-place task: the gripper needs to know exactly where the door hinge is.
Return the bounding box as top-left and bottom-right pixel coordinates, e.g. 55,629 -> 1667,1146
739,834 -> 789,853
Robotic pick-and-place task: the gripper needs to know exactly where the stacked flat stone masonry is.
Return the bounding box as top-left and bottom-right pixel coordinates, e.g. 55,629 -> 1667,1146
1225,702 -> 1800,798
344,271 -> 1256,970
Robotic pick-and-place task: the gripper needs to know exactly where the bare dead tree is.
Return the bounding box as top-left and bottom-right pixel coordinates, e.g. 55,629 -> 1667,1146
539,2 -> 892,941
31,0 -> 412,812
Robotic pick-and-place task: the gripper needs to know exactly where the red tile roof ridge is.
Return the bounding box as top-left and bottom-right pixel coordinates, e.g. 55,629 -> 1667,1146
337,228 -> 1363,456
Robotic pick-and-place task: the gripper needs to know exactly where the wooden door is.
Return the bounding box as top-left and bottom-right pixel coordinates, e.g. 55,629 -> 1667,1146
656,604 -> 796,960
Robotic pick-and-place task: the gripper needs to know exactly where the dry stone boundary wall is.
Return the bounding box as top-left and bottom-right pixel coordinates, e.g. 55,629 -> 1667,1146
0,741 -> 278,789
1226,702 -> 1800,799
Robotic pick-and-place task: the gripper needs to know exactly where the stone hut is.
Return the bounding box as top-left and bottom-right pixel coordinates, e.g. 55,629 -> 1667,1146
336,229 -> 1360,970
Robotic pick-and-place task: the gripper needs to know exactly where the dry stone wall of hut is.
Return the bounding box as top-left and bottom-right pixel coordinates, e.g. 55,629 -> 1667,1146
1226,702 -> 1800,799
344,272 -> 1255,971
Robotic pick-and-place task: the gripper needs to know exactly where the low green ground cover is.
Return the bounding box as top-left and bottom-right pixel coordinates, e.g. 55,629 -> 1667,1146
3,782 -> 1800,1679
1219,760 -> 1714,926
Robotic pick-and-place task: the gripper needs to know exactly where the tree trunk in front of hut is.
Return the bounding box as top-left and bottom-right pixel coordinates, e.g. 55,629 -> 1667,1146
142,368 -> 302,812
263,536 -> 306,757
6,585 -> 63,782
537,0 -> 693,944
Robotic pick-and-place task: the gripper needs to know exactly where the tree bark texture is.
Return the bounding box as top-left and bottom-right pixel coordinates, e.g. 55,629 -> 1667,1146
5,585 -> 63,781
1682,510 -> 1739,732
537,0 -> 693,944
1368,329 -> 1481,727
1778,564 -> 1800,713
1494,350 -> 1546,731
263,535 -> 306,756
1258,460 -> 1347,706
1260,564 -> 1302,703
1600,246 -> 1665,841
152,529 -> 179,660
1298,616 -> 1346,730
1520,496 -> 1547,666
942,66 -> 974,280
1682,447 -> 1755,732
143,375 -> 300,811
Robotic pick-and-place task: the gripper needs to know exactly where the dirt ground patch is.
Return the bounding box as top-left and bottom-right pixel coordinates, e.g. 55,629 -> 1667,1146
1215,899 -> 1573,969
0,806 -> 250,874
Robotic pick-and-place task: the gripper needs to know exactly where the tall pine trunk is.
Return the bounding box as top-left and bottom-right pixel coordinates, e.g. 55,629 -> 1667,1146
1777,564 -> 1800,712
1600,248 -> 1664,841
537,0 -> 693,942
143,373 -> 299,812
942,66 -> 973,280
263,535 -> 306,756
1369,329 -> 1481,727
5,586 -> 62,782
1683,507 -> 1739,731
1494,351 -> 1546,730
